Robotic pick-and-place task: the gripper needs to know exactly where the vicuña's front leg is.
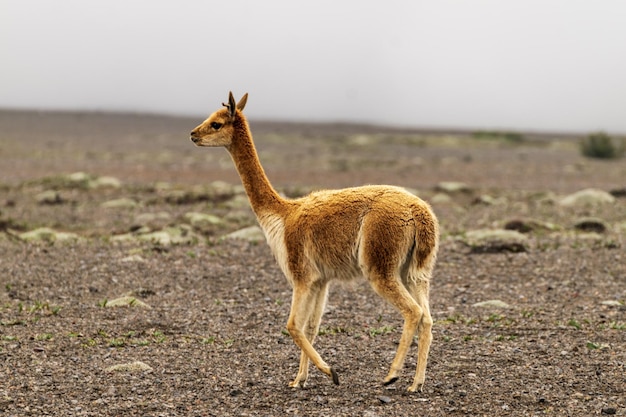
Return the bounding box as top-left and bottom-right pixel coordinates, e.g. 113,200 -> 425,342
287,282 -> 338,387
289,283 -> 330,388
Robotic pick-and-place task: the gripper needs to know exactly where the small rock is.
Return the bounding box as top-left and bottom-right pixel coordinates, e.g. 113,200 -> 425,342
120,255 -> 146,263
36,190 -> 63,205
66,172 -> 92,183
600,300 -> 624,307
504,218 -> 559,234
105,296 -> 151,309
503,219 -> 533,233
105,361 -> 153,373
222,226 -> 265,243
473,300 -> 511,309
559,188 -> 615,207
19,227 -> 80,243
135,225 -> 199,246
431,193 -> 453,204
464,229 -> 528,253
111,224 -> 201,246
101,198 -> 138,209
378,395 -> 392,404
137,231 -> 173,246
435,181 -> 472,194
573,217 -> 608,233
601,407 -> 617,415
473,194 -> 506,206
89,176 -> 121,189
184,212 -> 223,227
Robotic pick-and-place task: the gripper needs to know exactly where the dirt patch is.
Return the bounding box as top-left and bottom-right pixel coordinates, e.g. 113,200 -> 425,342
1,110 -> 625,416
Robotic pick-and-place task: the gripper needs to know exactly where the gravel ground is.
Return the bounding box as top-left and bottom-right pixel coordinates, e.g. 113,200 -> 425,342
1,110 -> 625,416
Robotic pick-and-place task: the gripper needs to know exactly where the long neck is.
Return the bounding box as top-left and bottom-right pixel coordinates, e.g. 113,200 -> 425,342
227,113 -> 287,217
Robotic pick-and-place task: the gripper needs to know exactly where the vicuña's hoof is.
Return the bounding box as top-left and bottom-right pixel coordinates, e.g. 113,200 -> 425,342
383,376 -> 398,386
330,368 -> 339,385
289,380 -> 305,389
407,382 -> 424,393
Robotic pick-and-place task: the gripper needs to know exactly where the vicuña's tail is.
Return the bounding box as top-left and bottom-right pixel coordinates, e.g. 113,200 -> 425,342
408,205 -> 439,284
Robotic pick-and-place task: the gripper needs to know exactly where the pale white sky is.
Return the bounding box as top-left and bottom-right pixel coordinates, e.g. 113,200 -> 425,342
1,1 -> 625,133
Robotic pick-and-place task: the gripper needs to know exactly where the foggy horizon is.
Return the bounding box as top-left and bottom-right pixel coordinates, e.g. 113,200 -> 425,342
2,1 -> 626,135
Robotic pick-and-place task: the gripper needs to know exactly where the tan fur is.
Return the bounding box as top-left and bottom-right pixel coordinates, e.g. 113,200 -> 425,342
190,92 -> 439,392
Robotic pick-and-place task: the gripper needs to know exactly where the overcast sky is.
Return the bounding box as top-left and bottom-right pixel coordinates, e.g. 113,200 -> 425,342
2,1 -> 625,133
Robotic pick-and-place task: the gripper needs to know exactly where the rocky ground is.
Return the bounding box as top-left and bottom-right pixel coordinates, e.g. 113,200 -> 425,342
1,110 -> 625,416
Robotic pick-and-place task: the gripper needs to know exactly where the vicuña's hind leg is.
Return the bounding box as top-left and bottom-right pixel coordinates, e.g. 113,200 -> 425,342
407,280 -> 433,392
287,282 -> 338,387
291,282 -> 329,388
369,274 -> 422,387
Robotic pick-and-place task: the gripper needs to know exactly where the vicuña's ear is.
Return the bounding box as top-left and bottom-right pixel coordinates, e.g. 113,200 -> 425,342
236,93 -> 248,111
228,91 -> 237,119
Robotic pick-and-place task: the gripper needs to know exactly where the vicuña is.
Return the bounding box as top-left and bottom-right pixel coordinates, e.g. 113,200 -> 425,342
190,92 -> 439,392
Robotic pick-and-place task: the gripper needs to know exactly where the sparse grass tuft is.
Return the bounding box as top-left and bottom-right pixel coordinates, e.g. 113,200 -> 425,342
473,131 -> 525,143
485,313 -> 515,327
607,321 -> 626,330
202,336 -> 216,344
368,325 -> 395,338
440,314 -> 477,326
150,330 -> 166,343
108,338 -> 125,347
568,318 -> 582,330
495,334 -> 517,342
318,326 -> 348,336
1,319 -> 26,326
2,301 -> 63,320
580,131 -> 624,159
586,341 -> 610,350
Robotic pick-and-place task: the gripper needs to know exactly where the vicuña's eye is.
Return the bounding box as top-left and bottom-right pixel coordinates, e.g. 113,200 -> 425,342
210,122 -> 222,130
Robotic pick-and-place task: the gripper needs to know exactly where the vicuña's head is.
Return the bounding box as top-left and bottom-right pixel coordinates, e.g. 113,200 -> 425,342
190,91 -> 248,147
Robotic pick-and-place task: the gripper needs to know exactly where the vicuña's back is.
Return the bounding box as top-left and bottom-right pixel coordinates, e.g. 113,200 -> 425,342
190,92 -> 439,393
